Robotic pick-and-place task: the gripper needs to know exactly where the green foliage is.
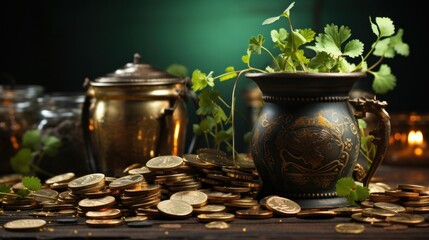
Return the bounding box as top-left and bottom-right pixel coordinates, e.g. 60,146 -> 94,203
190,1 -> 408,155
336,177 -> 370,206
0,184 -> 10,193
166,64 -> 188,78
22,176 -> 42,191
9,129 -> 62,177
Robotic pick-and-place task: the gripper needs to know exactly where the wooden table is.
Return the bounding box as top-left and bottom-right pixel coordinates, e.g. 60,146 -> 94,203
1,165 -> 428,240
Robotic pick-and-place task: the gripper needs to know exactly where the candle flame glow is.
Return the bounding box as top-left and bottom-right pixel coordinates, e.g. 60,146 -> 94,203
408,130 -> 423,145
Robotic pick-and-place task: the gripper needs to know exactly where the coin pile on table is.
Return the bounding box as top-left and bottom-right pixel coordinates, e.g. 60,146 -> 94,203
1,152 -> 429,232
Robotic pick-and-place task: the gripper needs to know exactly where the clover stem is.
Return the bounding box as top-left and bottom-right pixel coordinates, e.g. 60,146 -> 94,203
367,56 -> 384,71
353,36 -> 381,72
261,46 -> 280,69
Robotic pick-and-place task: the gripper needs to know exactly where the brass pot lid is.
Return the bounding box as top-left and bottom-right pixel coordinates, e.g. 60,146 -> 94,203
92,53 -> 182,86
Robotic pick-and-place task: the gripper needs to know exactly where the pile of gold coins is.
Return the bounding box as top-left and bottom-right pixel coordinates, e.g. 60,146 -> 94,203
1,150 -> 429,233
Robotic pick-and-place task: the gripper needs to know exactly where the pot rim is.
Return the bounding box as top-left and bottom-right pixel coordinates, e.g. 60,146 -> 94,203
245,71 -> 366,79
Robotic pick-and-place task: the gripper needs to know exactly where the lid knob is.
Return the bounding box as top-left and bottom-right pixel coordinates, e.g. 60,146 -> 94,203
133,53 -> 141,64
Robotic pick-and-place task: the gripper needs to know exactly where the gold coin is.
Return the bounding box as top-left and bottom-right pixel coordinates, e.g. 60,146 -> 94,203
224,199 -> 259,208
385,189 -> 420,198
170,190 -> 208,208
146,155 -> 184,171
33,189 -> 59,203
296,210 -> 336,219
0,173 -> 22,185
128,166 -> 152,175
123,216 -> 148,222
157,199 -> 193,218
385,213 -> 425,225
205,221 -> 230,230
68,173 -> 105,190
331,207 -> 363,217
109,174 -> 144,190
213,186 -> 251,193
78,196 -> 116,210
86,219 -> 123,228
362,208 -> 397,218
123,184 -> 161,196
200,189 -> 241,203
335,223 -> 365,234
45,172 -> 75,185
402,200 -> 429,207
236,207 -> 273,219
86,208 -> 122,219
368,183 -> 388,193
234,153 -> 255,169
182,154 -> 216,169
406,206 -> 429,213
369,193 -> 400,203
397,184 -> 427,192
3,219 -> 47,231
265,196 -> 301,216
197,148 -> 234,167
374,202 -> 406,213
123,163 -> 142,174
193,204 -> 226,214
197,212 -> 235,223
351,213 -> 383,223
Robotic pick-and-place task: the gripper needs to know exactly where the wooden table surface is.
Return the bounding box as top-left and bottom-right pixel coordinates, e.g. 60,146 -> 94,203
1,164 -> 428,240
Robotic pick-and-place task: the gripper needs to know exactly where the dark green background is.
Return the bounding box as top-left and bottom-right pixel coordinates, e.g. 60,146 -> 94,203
1,0 -> 426,151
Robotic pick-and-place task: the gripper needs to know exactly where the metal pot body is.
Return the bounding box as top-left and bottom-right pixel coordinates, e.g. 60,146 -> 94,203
246,72 -> 390,208
86,82 -> 188,177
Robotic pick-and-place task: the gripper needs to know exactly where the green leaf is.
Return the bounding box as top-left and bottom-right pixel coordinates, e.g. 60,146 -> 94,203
196,89 -> 220,116
373,38 -> 395,58
243,131 -> 252,143
193,117 -> 216,135
22,130 -> 40,150
356,184 -> 370,201
191,70 -> 214,92
375,17 -> 395,37
0,184 -> 10,193
294,49 -> 310,64
10,148 -> 33,174
370,17 -> 379,36
371,64 -> 397,94
313,24 -> 353,58
215,127 -> 233,146
166,64 -> 188,78
343,39 -> 364,58
390,29 -> 410,57
42,136 -> 62,157
270,28 -> 287,43
265,66 -> 276,73
308,52 -> 335,72
262,16 -> 281,25
242,55 -> 250,64
22,176 -> 42,191
282,2 -> 295,18
248,35 -> 265,55
347,191 -> 359,206
336,177 -> 355,197
17,188 -> 30,198
358,119 -> 367,130
292,31 -> 307,48
219,66 -> 237,81
298,28 -> 316,43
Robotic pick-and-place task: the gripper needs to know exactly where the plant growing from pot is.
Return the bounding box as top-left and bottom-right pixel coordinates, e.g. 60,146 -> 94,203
191,1 -> 409,207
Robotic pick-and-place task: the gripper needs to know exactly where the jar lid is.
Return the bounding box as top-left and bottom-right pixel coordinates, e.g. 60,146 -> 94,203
92,53 -> 182,86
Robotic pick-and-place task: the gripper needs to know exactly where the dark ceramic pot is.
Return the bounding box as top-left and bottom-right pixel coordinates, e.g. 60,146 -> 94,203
246,72 -> 390,208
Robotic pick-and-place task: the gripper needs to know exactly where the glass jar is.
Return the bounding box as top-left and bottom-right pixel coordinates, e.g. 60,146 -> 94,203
0,85 -> 44,175
37,92 -> 89,177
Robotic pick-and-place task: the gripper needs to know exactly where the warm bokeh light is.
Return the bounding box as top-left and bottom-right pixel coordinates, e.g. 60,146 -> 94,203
408,130 -> 423,145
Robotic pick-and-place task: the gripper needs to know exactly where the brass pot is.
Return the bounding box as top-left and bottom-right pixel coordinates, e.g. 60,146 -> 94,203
82,54 -> 189,177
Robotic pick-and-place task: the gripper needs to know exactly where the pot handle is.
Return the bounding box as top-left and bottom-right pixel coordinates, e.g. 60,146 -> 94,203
81,78 -> 99,173
349,97 -> 391,187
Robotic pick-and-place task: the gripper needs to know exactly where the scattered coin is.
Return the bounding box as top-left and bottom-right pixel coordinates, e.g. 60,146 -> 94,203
296,210 -> 336,219
29,211 -> 58,217
3,219 -> 47,231
351,213 -> 383,223
385,213 -> 425,225
362,208 -> 397,218
78,196 -> 116,210
86,208 -> 121,219
45,172 -> 75,185
123,216 -> 148,222
109,174 -> 145,190
193,204 -> 226,214
146,155 -> 184,171
371,222 -> 392,227
157,200 -> 193,219
335,223 -> 365,234
331,207 -> 363,217
86,219 -> 123,228
68,173 -> 105,190
33,189 -> 59,202
374,202 -> 406,213
197,212 -> 235,223
128,167 -> 151,175
123,163 -> 142,174
170,190 -> 208,207
236,207 -> 273,219
265,196 -> 301,216
205,221 -> 230,230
